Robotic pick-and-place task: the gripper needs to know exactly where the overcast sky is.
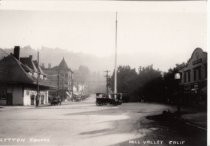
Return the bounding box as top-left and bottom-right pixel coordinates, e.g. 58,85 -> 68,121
0,1 -> 207,71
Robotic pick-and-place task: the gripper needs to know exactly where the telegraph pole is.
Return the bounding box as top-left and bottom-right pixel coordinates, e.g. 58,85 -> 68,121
71,71 -> 74,99
114,12 -> 118,95
57,72 -> 60,96
104,70 -> 110,97
36,51 -> 40,107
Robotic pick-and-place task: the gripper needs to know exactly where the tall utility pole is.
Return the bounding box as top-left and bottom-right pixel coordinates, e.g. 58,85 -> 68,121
71,71 -> 74,98
104,70 -> 110,97
114,12 -> 118,95
57,72 -> 60,96
36,51 -> 40,107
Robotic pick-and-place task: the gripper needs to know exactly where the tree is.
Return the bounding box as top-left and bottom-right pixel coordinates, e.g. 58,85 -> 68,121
110,65 -> 138,95
163,63 -> 185,104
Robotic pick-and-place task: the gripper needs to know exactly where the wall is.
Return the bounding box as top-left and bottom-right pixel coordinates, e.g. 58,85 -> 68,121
7,85 -> 23,105
23,89 -> 37,106
180,48 -> 207,86
23,88 -> 48,106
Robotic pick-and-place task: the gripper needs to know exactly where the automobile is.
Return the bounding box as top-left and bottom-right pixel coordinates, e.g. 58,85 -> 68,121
95,93 -> 122,106
50,97 -> 61,106
96,93 -> 109,106
109,93 -> 123,105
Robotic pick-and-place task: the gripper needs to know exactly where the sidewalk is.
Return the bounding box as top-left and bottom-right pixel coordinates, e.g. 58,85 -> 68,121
0,104 -> 51,110
181,111 -> 207,130
0,101 -> 80,110
176,105 -> 207,130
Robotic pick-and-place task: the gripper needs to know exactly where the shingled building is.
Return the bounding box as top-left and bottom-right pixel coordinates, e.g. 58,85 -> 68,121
0,46 -> 55,105
42,58 -> 73,101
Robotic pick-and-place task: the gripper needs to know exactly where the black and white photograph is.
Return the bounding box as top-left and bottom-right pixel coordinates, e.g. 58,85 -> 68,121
0,1 -> 208,146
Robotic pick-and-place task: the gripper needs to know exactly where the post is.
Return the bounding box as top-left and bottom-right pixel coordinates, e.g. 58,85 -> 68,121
114,12 -> 118,95
36,51 -> 40,107
57,72 -> 60,96
104,70 -> 110,97
71,72 -> 74,99
175,73 -> 181,114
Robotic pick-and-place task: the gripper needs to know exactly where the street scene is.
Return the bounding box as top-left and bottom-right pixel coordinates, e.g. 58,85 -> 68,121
0,1 -> 207,146
0,95 -> 206,146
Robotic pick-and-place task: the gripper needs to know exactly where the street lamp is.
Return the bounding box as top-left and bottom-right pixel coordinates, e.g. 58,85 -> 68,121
174,72 -> 181,114
174,73 -> 181,80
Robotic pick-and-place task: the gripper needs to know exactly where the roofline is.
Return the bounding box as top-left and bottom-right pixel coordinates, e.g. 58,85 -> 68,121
10,55 -> 34,83
184,47 -> 206,68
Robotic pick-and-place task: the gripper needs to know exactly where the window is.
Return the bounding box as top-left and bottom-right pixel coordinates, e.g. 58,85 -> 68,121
198,67 -> 201,80
194,69 -> 197,81
0,91 -> 7,100
194,66 -> 202,81
204,64 -> 207,78
184,71 -> 187,83
187,70 -> 191,82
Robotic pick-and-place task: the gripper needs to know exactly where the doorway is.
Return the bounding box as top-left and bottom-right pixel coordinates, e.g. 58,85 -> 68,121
6,93 -> 13,105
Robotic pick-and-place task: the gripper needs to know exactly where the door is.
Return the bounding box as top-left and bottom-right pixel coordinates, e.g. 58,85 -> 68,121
30,95 -> 35,105
6,93 -> 13,105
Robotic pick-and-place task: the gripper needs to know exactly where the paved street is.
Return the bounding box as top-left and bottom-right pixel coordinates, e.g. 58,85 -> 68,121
0,95 -> 206,146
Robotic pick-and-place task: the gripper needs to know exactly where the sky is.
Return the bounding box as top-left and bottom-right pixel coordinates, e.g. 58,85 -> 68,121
0,1 -> 207,71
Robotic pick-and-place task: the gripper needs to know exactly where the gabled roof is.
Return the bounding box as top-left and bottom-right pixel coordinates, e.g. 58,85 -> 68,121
33,60 -> 45,75
20,57 -> 38,73
58,57 -> 69,70
179,48 -> 207,71
0,55 -> 34,84
0,55 -> 55,89
51,57 -> 72,72
186,48 -> 204,65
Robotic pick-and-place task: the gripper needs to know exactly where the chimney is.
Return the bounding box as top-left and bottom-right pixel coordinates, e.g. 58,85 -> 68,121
13,46 -> 20,60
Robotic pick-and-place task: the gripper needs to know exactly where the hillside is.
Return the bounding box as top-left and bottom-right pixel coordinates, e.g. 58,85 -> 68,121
0,46 -> 113,72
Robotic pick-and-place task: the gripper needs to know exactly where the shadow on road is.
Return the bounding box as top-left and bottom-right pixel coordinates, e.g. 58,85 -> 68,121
107,113 -> 207,146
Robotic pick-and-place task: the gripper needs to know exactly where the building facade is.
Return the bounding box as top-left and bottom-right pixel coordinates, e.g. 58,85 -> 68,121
42,58 -> 73,101
179,48 -> 207,105
0,46 -> 54,106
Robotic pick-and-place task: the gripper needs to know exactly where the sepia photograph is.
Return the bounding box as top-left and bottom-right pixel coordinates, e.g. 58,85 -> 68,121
0,1 -> 207,146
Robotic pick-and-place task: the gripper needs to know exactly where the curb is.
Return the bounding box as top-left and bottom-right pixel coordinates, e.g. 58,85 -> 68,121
184,120 -> 207,131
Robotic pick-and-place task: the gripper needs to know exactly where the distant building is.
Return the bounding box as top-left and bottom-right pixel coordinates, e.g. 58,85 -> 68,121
179,48 -> 207,104
42,58 -> 73,101
0,46 -> 54,105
